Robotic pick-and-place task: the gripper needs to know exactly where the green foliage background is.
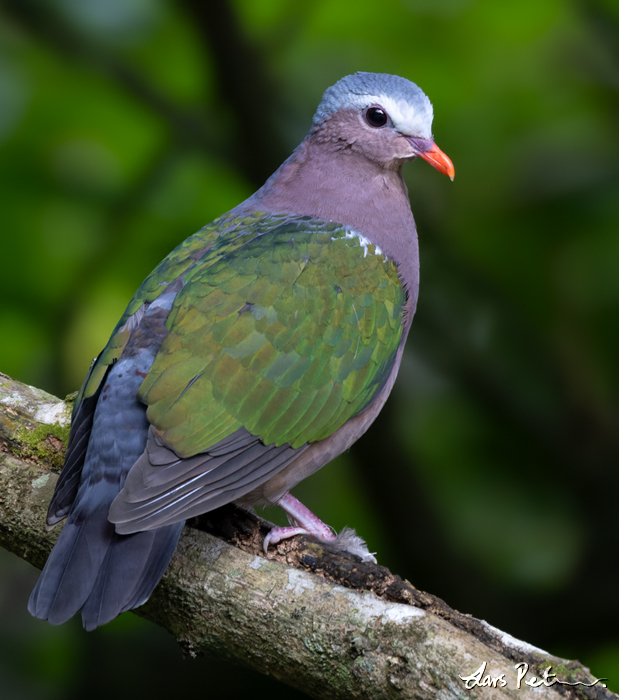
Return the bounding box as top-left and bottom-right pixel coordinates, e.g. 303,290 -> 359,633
1,0 -> 618,697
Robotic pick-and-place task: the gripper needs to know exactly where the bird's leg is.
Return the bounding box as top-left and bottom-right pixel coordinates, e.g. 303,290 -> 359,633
263,493 -> 336,553
263,494 -> 377,563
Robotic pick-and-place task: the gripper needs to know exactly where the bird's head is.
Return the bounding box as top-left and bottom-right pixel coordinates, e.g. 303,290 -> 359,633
312,72 -> 454,179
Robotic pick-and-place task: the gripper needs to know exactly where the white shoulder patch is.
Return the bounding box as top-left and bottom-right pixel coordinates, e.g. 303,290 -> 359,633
333,229 -> 385,258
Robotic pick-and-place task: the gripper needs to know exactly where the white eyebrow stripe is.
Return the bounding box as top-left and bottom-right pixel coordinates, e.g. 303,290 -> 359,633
345,93 -> 434,139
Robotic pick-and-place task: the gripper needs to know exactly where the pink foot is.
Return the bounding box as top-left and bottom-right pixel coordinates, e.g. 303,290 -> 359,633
263,493 -> 335,554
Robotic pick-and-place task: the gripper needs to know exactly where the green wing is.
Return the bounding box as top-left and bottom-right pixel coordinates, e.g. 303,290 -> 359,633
139,215 -> 406,457
74,211 -> 279,415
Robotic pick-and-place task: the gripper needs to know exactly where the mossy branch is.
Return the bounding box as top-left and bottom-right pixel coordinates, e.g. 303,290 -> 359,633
0,371 -> 614,700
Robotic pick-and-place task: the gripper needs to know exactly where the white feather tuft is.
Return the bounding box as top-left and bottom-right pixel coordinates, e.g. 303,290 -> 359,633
332,526 -> 377,564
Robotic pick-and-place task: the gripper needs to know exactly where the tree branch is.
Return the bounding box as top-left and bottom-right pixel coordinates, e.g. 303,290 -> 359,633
0,371 -> 613,700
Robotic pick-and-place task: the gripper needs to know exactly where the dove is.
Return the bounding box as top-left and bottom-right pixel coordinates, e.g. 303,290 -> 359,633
29,72 -> 454,629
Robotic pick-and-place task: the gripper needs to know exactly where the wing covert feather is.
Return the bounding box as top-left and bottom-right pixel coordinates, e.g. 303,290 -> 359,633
80,211 -> 274,402
139,216 -> 406,457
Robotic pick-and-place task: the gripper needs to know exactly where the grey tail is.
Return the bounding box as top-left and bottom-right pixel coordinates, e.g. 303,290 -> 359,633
28,491 -> 184,629
29,351 -> 184,630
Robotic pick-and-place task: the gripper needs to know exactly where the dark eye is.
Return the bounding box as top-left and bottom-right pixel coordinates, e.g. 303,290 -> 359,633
365,106 -> 389,128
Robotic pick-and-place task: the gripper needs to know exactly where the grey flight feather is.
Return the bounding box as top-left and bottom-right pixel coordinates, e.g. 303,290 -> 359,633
46,361 -> 109,524
109,427 -> 310,533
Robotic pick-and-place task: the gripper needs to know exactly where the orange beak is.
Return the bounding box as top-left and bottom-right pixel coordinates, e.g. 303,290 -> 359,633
406,137 -> 455,181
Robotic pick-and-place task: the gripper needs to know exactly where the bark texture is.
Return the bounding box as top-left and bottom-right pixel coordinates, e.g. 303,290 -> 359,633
0,371 -> 614,700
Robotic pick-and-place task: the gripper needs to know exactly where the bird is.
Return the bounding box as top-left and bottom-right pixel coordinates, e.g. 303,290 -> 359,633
29,72 -> 454,630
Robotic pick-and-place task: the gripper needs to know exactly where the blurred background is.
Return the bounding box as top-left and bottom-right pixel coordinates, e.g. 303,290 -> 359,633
0,0 -> 618,697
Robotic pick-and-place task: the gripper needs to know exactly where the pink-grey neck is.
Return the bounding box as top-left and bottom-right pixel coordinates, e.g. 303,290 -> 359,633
233,111 -> 421,329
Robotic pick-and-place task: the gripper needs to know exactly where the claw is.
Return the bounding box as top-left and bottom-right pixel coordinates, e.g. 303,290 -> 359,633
263,525 -> 311,554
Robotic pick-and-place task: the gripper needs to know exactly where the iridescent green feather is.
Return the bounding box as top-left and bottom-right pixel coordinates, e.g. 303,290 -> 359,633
78,211 -> 275,405
138,214 -> 406,457
74,211 -> 406,456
